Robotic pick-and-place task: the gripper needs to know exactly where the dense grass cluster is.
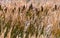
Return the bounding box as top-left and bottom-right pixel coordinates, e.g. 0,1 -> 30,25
0,0 -> 60,38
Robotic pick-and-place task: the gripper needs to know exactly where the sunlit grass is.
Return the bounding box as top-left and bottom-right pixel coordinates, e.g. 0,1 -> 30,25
0,0 -> 60,38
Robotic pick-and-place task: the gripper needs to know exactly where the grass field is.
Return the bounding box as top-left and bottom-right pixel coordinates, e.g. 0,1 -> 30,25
0,0 -> 60,38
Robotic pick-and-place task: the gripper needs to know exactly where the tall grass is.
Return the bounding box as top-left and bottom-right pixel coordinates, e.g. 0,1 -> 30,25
0,0 -> 60,38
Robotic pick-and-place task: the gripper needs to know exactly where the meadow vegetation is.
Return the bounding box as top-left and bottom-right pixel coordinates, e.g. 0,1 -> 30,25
0,0 -> 60,38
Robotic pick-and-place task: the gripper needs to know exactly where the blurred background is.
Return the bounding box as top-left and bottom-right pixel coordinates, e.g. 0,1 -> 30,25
0,0 -> 60,38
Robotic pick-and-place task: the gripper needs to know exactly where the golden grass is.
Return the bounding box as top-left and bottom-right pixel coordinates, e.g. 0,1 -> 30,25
0,0 -> 60,38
